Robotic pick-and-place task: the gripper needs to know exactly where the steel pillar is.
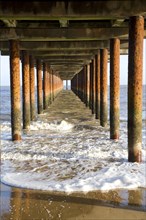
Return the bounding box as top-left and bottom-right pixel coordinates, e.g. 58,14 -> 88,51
9,40 -> 21,141
43,62 -> 48,109
29,55 -> 35,120
92,58 -> 96,114
22,51 -> 30,129
89,62 -> 93,110
95,51 -> 100,119
110,38 -> 120,139
36,59 -> 43,114
128,16 -> 144,162
86,64 -> 90,107
100,48 -> 108,127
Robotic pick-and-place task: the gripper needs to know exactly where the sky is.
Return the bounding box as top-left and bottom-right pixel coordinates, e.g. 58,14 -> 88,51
0,39 -> 146,86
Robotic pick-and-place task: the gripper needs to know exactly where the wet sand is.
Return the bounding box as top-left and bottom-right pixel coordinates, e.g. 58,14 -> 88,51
1,183 -> 146,220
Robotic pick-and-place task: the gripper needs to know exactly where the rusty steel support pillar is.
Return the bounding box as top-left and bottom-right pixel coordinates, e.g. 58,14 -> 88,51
46,65 -> 50,106
36,59 -> 43,114
43,62 -> 48,109
51,70 -> 54,101
89,62 -> 93,110
22,51 -> 30,129
29,55 -> 35,121
54,73 -> 56,97
86,64 -> 90,107
48,67 -> 52,105
9,40 -> 21,141
95,52 -> 100,119
50,70 -> 52,102
128,16 -> 144,162
66,80 -> 68,90
100,49 -> 108,127
91,60 -> 94,113
76,73 -> 79,96
84,66 -> 87,104
110,38 -> 120,139
92,58 -> 96,114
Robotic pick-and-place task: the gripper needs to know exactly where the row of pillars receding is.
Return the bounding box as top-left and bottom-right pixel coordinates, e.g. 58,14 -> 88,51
10,41 -> 63,141
71,16 -> 144,163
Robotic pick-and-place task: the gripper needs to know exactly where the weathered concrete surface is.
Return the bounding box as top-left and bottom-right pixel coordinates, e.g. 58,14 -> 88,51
100,49 -> 108,127
128,16 -> 144,162
0,41 -> 110,51
0,27 -> 129,41
9,40 -> 21,141
22,50 -> 30,129
0,1 -> 146,18
110,38 -> 120,139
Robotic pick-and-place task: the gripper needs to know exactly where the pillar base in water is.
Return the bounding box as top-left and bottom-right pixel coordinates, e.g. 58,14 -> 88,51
110,134 -> 119,140
12,134 -> 21,141
128,150 -> 142,163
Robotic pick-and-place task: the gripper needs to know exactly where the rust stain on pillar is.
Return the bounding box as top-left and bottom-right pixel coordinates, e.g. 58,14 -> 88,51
128,16 -> 144,162
110,38 -> 120,139
95,51 -> 100,119
36,59 -> 43,114
43,62 -> 48,109
22,51 -> 30,129
100,48 -> 108,127
9,40 -> 21,141
29,55 -> 35,121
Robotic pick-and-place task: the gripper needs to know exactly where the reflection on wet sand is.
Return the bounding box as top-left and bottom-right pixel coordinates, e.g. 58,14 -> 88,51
1,183 -> 146,220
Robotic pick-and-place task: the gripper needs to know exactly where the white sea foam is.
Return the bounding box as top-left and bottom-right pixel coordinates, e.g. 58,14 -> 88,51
1,119 -> 146,193
29,120 -> 74,132
0,122 -> 11,131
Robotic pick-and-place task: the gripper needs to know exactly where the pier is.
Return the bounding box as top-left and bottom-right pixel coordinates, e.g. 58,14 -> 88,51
0,1 -> 146,163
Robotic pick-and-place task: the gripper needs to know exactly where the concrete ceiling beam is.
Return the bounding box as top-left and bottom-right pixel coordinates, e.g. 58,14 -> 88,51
0,40 -> 109,51
0,27 -> 129,41
29,51 -> 97,56
37,55 -> 93,61
0,1 -> 146,19
2,19 -> 17,27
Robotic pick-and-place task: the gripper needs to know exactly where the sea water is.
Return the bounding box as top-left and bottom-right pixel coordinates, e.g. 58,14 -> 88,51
0,86 -> 146,193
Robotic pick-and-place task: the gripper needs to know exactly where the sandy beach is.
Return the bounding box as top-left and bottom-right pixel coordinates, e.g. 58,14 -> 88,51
1,183 -> 146,220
